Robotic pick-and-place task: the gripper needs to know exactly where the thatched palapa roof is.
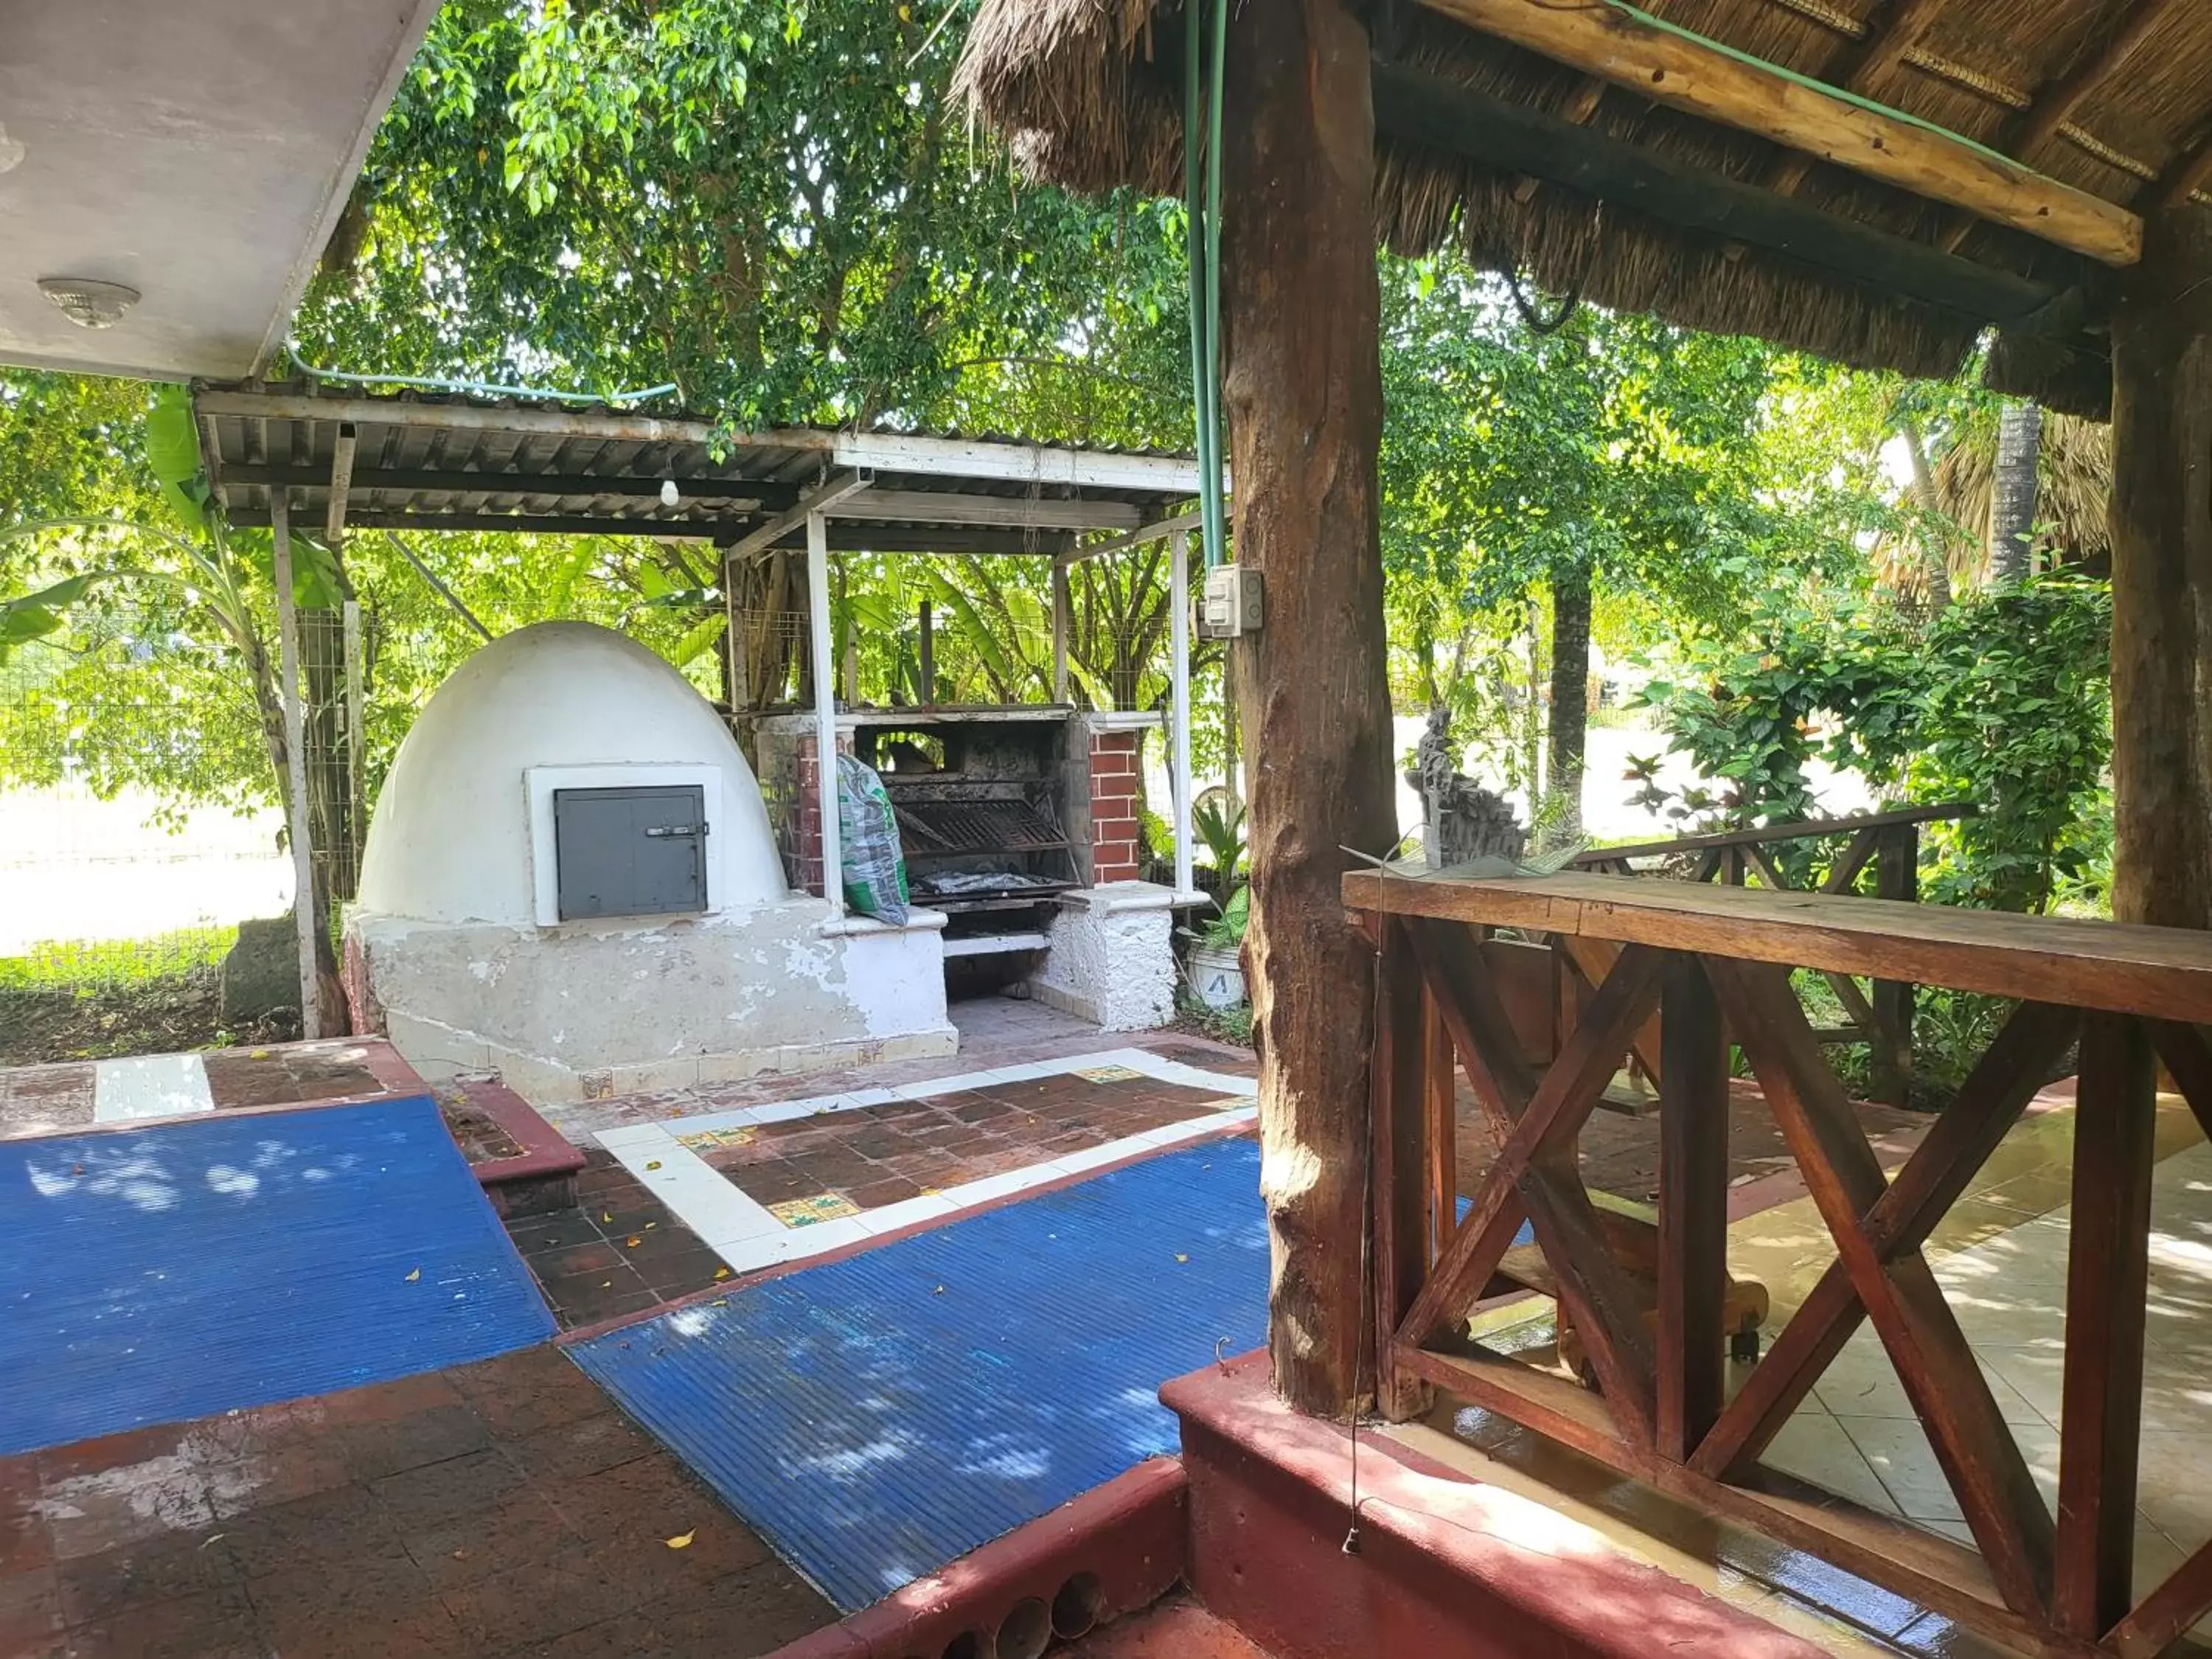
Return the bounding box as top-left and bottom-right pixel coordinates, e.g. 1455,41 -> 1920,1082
956,0 -> 2212,416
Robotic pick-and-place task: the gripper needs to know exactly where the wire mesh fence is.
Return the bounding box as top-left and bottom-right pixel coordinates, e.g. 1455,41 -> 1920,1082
0,608 -> 367,1063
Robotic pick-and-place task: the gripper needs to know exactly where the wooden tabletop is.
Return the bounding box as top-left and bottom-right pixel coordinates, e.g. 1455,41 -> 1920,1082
1342,866 -> 2212,1024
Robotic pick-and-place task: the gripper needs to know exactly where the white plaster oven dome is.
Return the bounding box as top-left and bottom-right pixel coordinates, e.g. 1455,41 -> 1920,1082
357,621 -> 786,925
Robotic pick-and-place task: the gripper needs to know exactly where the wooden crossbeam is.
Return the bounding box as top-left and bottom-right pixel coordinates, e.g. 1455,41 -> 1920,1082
1690,1001 -> 2079,1481
1704,959 -> 2056,1615
2111,1537 -> 2212,1658
1399,924 -> 1666,1442
1416,0 -> 2143,265
2146,1018 -> 2212,1143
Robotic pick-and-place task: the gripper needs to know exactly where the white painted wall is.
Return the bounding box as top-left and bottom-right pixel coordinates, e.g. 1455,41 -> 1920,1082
1028,884 -> 1177,1031
358,622 -> 785,925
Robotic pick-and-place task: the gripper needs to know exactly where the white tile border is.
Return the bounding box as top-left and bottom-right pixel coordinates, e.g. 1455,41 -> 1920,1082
597,1125 -> 784,1248
611,1047 -> 1260,1280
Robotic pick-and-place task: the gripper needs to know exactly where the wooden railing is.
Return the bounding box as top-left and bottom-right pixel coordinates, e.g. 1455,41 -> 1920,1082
1343,866 -> 2212,1659
1571,802 -> 1975,1103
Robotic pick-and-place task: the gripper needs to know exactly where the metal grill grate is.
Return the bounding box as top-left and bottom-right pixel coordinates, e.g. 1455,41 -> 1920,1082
893,799 -> 1068,858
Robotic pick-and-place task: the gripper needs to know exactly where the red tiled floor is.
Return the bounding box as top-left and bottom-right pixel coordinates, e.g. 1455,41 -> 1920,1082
0,1346 -> 835,1657
503,1150 -> 731,1329
697,1069 -> 1243,1222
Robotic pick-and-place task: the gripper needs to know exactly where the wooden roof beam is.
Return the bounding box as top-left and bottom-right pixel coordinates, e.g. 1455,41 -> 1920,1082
1374,62 -> 2087,335
1421,0 -> 2143,265
2155,131 -> 2212,214
1937,0 -> 2188,252
1766,0 -> 1947,195
2012,0 -> 2185,164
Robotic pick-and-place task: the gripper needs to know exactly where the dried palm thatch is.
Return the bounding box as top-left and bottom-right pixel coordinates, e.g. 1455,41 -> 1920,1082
1875,409 -> 2110,600
1935,408 -> 2112,574
956,0 -> 2212,416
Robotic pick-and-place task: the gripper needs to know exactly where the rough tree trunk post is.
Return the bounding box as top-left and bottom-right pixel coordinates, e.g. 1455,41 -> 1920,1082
1547,560 -> 1593,840
1221,0 -> 1399,1417
2109,211 -> 2212,930
1988,397 -> 2042,587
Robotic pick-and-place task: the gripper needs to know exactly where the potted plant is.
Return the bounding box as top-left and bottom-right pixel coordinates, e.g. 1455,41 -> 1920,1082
1186,883 -> 1248,1010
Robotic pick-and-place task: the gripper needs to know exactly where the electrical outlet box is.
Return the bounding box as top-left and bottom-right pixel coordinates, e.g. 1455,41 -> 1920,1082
1197,565 -> 1263,639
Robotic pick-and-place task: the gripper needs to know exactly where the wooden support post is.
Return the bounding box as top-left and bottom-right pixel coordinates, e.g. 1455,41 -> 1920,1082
2053,1012 -> 2155,1640
1869,823 -> 1918,1105
2109,209 -> 2212,928
1657,953 -> 1728,1463
1372,919 -> 1433,1421
917,598 -> 934,704
1222,0 -> 1399,1416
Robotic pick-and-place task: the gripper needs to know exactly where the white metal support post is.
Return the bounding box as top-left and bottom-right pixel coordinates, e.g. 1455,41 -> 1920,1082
1051,554 -> 1071,703
269,493 -> 321,1037
1169,527 -> 1194,897
806,507 -> 844,919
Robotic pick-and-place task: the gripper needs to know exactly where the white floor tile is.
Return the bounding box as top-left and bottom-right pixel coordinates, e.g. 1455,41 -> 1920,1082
93,1053 -> 214,1123
592,1123 -> 670,1150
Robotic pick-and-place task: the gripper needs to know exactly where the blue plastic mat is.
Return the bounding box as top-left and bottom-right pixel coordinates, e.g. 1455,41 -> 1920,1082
574,1137 -> 1270,1612
0,1095 -> 554,1455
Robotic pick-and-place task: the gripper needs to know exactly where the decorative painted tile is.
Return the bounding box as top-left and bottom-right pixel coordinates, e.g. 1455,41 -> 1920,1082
768,1193 -> 861,1228
1074,1065 -> 1144,1083
678,1126 -> 758,1152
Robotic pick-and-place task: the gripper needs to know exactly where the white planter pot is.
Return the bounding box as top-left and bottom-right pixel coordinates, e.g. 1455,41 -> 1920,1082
1187,942 -> 1247,1011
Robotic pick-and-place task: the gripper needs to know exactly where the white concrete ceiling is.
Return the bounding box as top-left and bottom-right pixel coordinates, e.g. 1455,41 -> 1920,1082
0,0 -> 439,381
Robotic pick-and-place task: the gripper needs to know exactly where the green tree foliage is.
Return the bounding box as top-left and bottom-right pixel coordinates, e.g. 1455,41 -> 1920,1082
1376,263 -> 1891,814
302,0 -> 1190,431
1638,576 -> 2112,913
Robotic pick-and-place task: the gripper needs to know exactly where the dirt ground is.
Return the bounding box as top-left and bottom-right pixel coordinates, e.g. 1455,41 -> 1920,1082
0,977 -> 293,1068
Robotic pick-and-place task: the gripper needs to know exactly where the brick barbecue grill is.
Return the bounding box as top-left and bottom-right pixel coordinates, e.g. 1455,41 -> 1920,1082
752,708 -> 1154,946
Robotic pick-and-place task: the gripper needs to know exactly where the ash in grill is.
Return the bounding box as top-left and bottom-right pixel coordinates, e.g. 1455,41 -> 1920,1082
855,719 -> 1079,922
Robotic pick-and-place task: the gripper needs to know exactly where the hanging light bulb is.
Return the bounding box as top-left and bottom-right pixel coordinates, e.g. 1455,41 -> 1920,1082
659,478 -> 681,508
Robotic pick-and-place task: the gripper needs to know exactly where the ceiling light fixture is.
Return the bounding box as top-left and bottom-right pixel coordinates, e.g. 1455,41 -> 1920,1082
38,277 -> 139,330
660,479 -> 681,507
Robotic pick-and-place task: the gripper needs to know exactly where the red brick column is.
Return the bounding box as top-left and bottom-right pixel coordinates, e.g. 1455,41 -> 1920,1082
1090,730 -> 1141,884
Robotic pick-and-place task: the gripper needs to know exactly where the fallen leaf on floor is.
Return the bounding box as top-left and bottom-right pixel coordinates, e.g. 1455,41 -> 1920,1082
933,1284 -> 945,1295
406,1267 -> 422,1282
645,1222 -> 658,1230
601,1280 -> 612,1289
712,1266 -> 731,1281
200,1534 -> 226,1549
1175,1253 -> 1189,1264
626,1237 -> 642,1248
602,1212 -> 613,1222
666,1530 -> 695,1550
248,1049 -> 270,1060
645,1161 -> 663,1171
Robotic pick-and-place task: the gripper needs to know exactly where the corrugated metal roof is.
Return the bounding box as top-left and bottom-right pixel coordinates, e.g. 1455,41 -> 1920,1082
192,381 -> 1203,554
